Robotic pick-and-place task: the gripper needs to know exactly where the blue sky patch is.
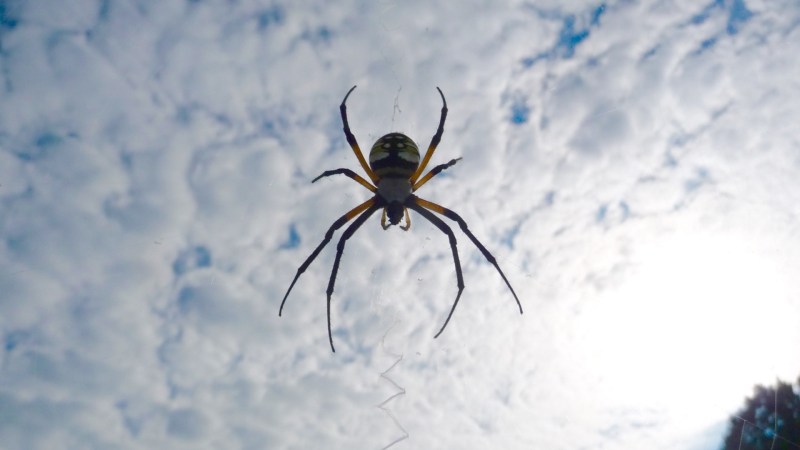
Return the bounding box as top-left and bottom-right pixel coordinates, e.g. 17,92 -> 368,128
685,167 -> 711,192
13,132 -> 61,161
258,5 -> 285,31
591,4 -> 606,26
700,37 -> 717,51
727,0 -> 753,34
172,246 -> 212,275
689,0 -> 753,35
557,15 -> 590,58
0,3 -> 19,29
690,0 -> 725,25
4,330 -> 29,351
510,99 -> 530,124
280,224 -> 301,249
595,204 -> 608,222
522,5 -> 605,66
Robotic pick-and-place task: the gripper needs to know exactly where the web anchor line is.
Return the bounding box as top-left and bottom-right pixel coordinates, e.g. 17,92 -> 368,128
376,323 -> 408,450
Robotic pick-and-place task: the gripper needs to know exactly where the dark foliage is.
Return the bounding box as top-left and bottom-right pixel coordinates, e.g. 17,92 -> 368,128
721,377 -> 800,450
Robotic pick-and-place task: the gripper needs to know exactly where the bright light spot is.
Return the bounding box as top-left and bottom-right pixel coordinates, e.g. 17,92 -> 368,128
577,231 -> 798,431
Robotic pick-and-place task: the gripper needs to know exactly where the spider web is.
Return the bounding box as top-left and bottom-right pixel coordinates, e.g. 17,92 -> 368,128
375,321 -> 409,450
369,5 -> 413,447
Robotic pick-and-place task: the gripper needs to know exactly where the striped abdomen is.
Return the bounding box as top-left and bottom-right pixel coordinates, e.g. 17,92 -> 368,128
369,133 -> 420,179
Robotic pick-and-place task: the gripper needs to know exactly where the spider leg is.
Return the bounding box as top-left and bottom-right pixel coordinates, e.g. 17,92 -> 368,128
410,87 -> 448,185
414,196 -> 523,315
312,168 -> 377,193
412,157 -> 462,192
326,202 -> 382,352
406,201 -> 464,338
279,197 -> 377,317
340,86 -> 380,185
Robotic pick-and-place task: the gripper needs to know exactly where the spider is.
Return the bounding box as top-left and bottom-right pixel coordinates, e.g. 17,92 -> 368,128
279,86 -> 523,352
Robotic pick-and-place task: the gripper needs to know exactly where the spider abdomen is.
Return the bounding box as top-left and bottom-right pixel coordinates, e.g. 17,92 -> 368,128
369,133 -> 420,179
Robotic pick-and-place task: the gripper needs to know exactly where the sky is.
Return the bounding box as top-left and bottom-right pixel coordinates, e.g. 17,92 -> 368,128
1,0 -> 800,449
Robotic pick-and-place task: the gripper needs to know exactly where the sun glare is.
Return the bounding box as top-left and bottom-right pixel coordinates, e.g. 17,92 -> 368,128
578,231 -> 798,429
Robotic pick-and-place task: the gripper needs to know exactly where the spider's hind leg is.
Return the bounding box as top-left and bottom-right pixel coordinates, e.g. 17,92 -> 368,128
279,198 -> 377,317
414,196 -> 522,315
405,201 -> 465,338
325,203 -> 381,352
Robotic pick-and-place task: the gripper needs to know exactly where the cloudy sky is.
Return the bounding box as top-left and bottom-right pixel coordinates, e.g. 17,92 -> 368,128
2,0 -> 800,448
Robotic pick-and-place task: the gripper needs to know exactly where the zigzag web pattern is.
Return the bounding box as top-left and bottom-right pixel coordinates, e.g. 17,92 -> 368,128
376,322 -> 408,449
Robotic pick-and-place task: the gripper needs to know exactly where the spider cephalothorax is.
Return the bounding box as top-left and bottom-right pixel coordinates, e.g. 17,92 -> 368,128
279,86 -> 523,352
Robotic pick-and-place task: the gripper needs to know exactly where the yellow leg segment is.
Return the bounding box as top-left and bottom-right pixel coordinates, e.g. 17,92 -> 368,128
410,87 -> 448,185
412,157 -> 462,192
340,86 -> 380,185
313,169 -> 377,193
346,197 -> 377,220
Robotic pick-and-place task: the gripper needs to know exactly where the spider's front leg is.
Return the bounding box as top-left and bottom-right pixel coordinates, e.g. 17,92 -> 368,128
340,86 -> 380,185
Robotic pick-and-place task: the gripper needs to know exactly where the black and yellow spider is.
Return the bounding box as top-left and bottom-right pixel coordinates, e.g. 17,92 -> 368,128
279,86 -> 522,352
